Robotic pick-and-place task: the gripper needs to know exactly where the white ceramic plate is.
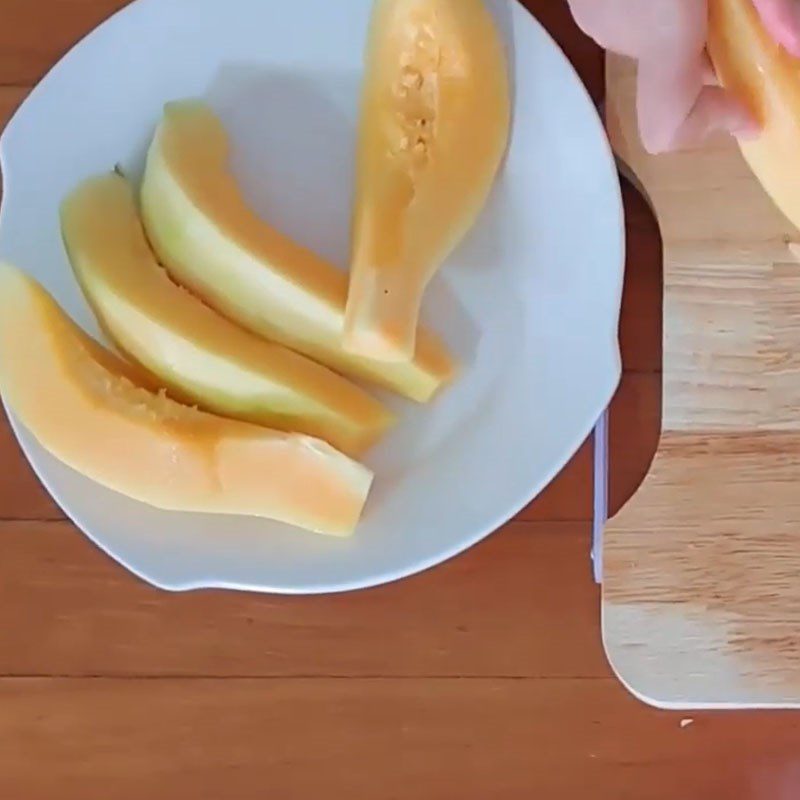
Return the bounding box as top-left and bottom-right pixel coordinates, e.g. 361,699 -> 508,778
0,0 -> 623,593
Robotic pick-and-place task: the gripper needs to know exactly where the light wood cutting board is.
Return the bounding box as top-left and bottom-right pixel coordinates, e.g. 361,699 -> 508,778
603,54 -> 800,708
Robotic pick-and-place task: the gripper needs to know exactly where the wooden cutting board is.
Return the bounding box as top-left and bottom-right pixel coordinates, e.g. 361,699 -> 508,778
603,54 -> 800,708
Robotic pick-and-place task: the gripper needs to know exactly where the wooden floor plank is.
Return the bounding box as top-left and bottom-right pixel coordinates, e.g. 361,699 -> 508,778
0,408 -> 62,521
1,677 -> 798,800
8,1 -> 790,797
0,0 -> 130,86
618,178 -> 664,374
0,85 -> 27,124
0,520 -> 610,678
0,372 -> 659,680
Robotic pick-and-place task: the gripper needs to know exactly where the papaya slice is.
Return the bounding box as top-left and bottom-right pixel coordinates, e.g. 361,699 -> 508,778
345,0 -> 510,361
140,100 -> 456,402
709,0 -> 800,231
0,264 -> 373,536
61,173 -> 394,456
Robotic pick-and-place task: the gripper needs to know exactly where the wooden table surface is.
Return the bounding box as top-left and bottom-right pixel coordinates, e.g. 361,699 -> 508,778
2,1 -> 800,797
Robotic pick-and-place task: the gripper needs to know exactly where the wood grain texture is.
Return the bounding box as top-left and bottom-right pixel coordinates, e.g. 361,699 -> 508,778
13,0 -> 800,797
0,0 -> 131,86
604,55 -> 800,707
0,357 -> 659,679
3,677 -> 800,800
0,520 -> 607,677
0,86 -> 26,124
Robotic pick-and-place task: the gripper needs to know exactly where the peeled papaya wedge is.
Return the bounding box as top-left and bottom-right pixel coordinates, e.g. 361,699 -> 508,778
0,263 -> 373,536
344,0 -> 510,361
140,100 -> 456,402
708,0 -> 800,231
61,173 -> 394,456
